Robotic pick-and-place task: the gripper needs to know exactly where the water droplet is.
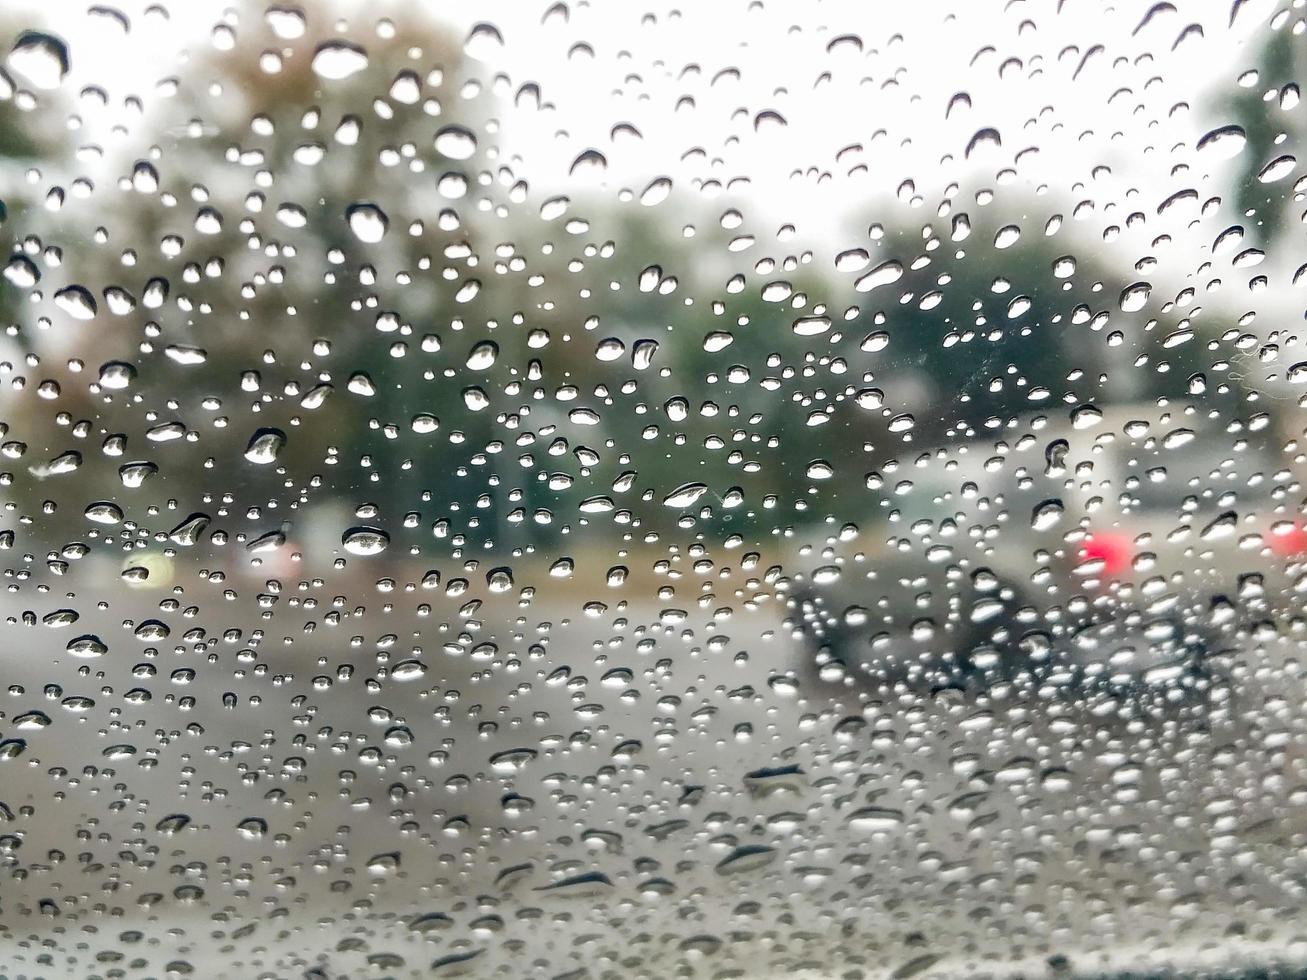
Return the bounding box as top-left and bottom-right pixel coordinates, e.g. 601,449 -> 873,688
236,817 -> 267,840
168,513 -> 211,547
85,501 -> 124,524
1071,404 -> 1103,429
714,845 -> 777,875
466,341 -> 499,370
265,6 -> 306,39
1052,255 -> 1077,278
854,260 -> 903,292
243,427 -> 286,465
489,747 -> 538,774
346,203 -> 387,243
367,852 -> 401,875
434,125 -> 478,160
663,482 -> 709,508
846,805 -> 905,832
42,608 -> 78,628
632,338 -> 659,369
1258,154 -> 1297,183
163,345 -> 207,365
134,620 -> 170,642
409,912 -> 455,934
965,126 -> 1001,159
569,148 -> 607,178
835,248 -> 869,272
9,31 -> 69,90
792,314 -> 831,336
342,526 -> 389,556
1161,427 -> 1194,450
119,461 -> 158,488
595,337 -> 624,361
994,224 -> 1022,249
639,177 -> 672,206
806,460 -> 834,479
855,387 -> 884,410
464,22 -> 505,61
54,285 -> 97,320
311,41 -> 369,80
4,256 -> 39,288
66,634 -> 107,658
154,814 -> 190,835
1031,498 -> 1064,531
1200,510 -> 1237,541
861,331 -> 890,353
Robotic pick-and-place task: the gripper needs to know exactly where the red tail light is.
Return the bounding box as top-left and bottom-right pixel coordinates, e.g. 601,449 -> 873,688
1267,522 -> 1307,557
1081,532 -> 1132,577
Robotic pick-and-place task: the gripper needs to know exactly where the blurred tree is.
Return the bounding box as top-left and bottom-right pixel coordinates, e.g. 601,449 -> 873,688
0,4 -> 510,574
1218,24 -> 1297,247
537,191 -> 1243,545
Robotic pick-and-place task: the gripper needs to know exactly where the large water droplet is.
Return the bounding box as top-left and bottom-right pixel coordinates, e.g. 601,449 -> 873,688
434,125 -> 478,160
66,634 -> 107,658
243,428 -> 286,465
466,341 -> 499,370
1031,498 -> 1064,531
854,260 -> 903,292
54,285 -> 97,320
1197,125 -> 1246,160
663,482 -> 709,508
1118,281 -> 1151,312
346,203 -> 387,243
311,41 -> 369,80
342,526 -> 389,556
792,315 -> 831,336
154,814 -> 191,835
569,148 -> 608,178
9,31 -> 69,89
464,22 -> 505,61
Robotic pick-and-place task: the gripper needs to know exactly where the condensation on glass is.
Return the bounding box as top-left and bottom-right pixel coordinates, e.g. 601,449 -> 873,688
0,1 -> 1304,977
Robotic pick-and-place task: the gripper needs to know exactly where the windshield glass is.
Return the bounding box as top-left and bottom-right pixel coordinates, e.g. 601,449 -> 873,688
1,3 -> 1306,978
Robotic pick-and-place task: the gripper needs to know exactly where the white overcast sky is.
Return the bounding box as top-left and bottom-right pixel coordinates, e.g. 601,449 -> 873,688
6,0 -> 1295,302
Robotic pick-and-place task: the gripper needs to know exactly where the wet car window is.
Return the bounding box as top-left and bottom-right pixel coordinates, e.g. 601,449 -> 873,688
2,2 -> 1307,978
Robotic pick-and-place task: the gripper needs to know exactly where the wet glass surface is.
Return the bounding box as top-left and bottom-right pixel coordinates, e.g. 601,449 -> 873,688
2,2 -> 1307,977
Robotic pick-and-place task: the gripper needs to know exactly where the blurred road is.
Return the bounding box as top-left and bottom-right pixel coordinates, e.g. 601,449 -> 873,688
2,547 -> 1307,978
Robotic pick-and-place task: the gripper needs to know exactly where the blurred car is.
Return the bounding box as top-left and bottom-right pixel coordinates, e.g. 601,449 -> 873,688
783,400 -> 1307,695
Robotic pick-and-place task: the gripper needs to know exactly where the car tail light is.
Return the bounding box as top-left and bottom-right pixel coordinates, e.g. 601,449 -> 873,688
1266,522 -> 1307,557
1081,532 -> 1132,577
